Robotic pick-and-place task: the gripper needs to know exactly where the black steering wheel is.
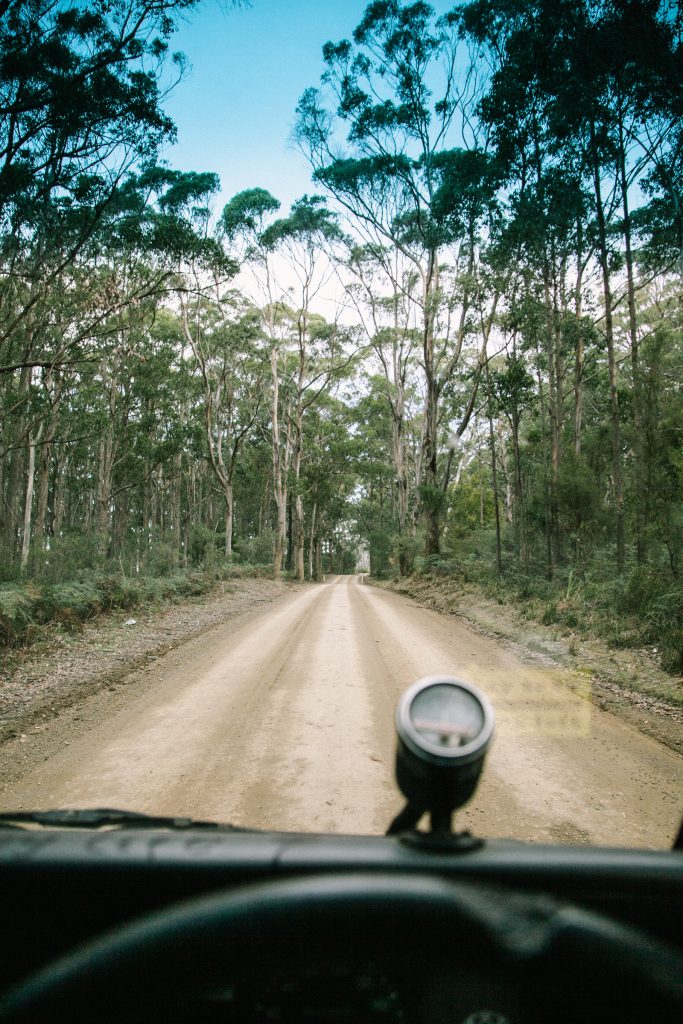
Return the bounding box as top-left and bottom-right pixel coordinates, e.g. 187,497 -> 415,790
0,873 -> 681,1023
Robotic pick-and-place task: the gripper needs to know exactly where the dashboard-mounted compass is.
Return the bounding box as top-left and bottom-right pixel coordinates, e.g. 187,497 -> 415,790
388,676 -> 495,837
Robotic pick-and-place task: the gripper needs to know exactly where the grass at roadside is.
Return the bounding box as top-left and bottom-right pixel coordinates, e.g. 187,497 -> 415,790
0,562 -> 272,649
376,564 -> 683,710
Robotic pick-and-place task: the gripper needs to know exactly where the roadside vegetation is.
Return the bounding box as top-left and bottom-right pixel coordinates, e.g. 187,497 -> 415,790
382,546 -> 683,705
0,2 -> 680,685
0,558 -> 273,648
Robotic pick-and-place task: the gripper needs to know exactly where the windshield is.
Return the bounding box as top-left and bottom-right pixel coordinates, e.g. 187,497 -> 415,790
0,0 -> 681,850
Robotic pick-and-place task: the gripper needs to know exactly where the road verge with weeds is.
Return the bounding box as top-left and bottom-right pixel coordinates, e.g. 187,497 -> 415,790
372,564 -> 682,756
0,565 -> 290,751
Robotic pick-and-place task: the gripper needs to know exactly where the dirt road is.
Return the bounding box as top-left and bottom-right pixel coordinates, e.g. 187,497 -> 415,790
1,576 -> 681,846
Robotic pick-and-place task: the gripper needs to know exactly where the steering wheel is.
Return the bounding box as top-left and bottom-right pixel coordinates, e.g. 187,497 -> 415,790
0,873 -> 680,1023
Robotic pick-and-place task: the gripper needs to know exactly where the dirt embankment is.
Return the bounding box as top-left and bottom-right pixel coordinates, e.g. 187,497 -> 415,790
376,575 -> 683,756
0,576 -> 292,748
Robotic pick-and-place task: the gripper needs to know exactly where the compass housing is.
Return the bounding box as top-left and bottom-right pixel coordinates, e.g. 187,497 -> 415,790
395,676 -> 495,815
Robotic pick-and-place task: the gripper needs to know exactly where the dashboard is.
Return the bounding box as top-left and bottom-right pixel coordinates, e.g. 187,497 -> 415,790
187,956 -> 523,1024
0,828 -> 681,1023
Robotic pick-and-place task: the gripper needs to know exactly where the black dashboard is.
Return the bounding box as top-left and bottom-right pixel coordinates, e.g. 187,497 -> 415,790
0,829 -> 681,1023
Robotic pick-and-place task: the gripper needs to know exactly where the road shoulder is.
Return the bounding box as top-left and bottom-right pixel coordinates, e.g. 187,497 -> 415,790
372,576 -> 682,756
0,577 -> 296,787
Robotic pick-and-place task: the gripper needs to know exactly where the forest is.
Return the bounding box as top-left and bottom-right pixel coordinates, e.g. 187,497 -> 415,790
0,1 -> 681,673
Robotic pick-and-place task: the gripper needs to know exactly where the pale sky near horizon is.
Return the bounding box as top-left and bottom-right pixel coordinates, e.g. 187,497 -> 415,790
162,0 -> 455,215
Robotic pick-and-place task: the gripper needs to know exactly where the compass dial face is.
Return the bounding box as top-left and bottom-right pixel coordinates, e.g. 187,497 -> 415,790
410,684 -> 486,751
397,677 -> 494,765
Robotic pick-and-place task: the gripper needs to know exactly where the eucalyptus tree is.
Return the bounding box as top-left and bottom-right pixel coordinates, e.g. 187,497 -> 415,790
299,394 -> 359,580
103,166 -> 231,562
0,0 -> 202,375
492,177 -> 591,577
1,163 -> 228,570
84,168 -> 227,559
180,293 -> 267,559
0,0 -> 220,570
221,190 -> 353,579
460,0 -> 682,571
488,349 -> 536,565
258,196 -> 352,580
154,173 -> 268,562
351,378 -> 406,576
220,188 -> 292,576
295,0 -> 501,556
345,244 -> 421,573
634,124 -> 683,281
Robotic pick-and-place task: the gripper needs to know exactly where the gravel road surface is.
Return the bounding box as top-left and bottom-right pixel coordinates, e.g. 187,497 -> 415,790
1,576 -> 681,846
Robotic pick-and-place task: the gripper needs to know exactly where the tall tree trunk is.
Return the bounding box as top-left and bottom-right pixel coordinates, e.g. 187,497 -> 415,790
171,450 -> 182,567
224,480 -> 233,558
182,465 -> 193,569
142,466 -> 153,545
271,347 -> 288,578
286,490 -> 293,572
96,364 -> 118,558
291,310 -> 308,583
387,285 -> 410,573
273,487 -> 287,576
34,373 -> 62,547
291,410 -> 305,582
142,398 -> 154,546
294,492 -> 305,581
617,116 -> 645,563
20,426 -> 41,572
590,124 -> 625,572
486,368 -> 503,576
574,329 -> 585,457
314,536 -> 322,581
536,364 -> 554,580
421,251 -> 441,558
204,474 -> 213,532
112,493 -> 129,558
511,409 -> 527,565
392,410 -> 410,574
51,446 -> 66,540
543,265 -> 561,568
157,465 -> 165,534
97,421 -> 115,557
573,218 -> 586,456
1,363 -> 31,559
308,501 -> 317,581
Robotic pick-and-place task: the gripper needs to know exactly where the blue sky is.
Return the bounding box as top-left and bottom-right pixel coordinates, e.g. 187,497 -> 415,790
162,0 -> 372,213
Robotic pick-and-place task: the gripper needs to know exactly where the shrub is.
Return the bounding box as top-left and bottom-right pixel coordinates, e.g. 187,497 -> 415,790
32,533 -> 104,583
0,558 -> 272,651
38,581 -> 102,623
660,629 -> 683,674
234,531 -> 274,566
390,533 -> 417,576
188,526 -> 222,568
613,567 -> 683,669
103,576 -> 145,609
0,584 -> 36,644
141,543 -> 178,577
542,602 -> 559,625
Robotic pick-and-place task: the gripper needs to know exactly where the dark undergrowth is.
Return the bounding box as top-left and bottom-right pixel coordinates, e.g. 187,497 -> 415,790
385,534 -> 683,681
0,561 -> 271,648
